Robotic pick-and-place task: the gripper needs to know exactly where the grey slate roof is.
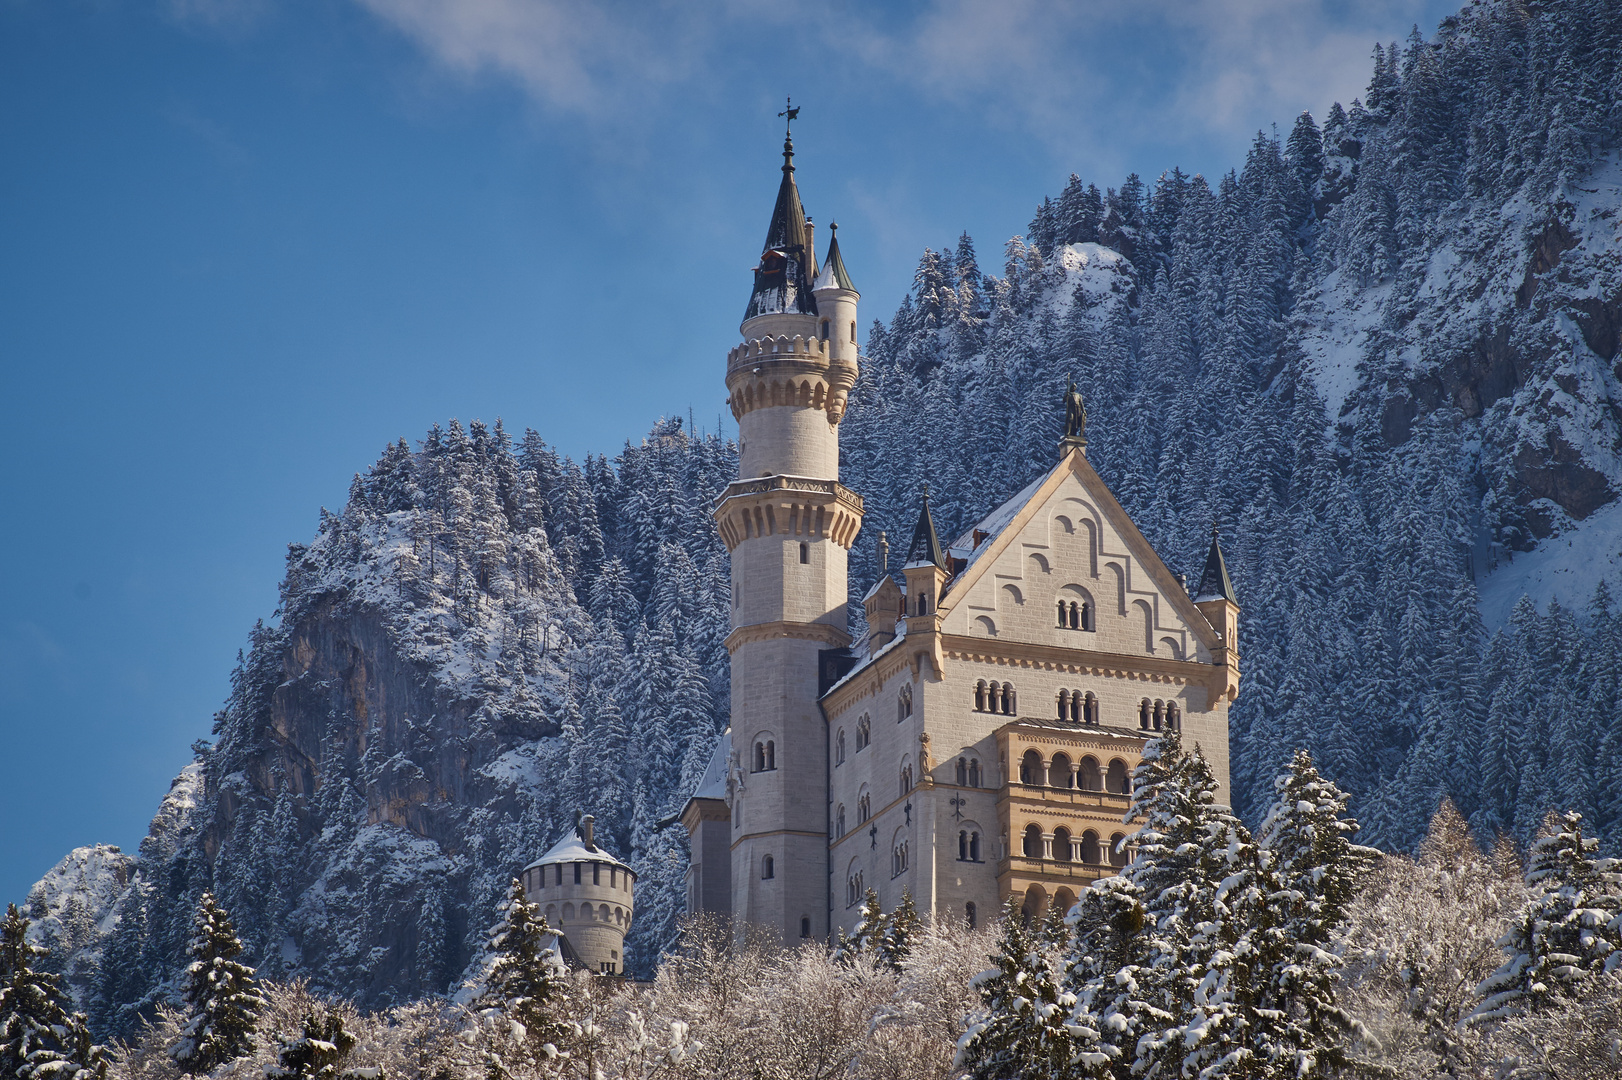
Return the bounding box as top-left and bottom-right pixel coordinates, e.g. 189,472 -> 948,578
1193,524 -> 1239,604
904,489 -> 947,569
744,134 -> 818,321
814,225 -> 856,292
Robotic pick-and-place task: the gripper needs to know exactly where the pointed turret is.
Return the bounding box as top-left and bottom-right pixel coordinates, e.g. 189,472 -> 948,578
813,223 -> 856,292
1193,522 -> 1238,604
744,128 -> 818,321
904,486 -> 947,570
1193,521 -> 1241,701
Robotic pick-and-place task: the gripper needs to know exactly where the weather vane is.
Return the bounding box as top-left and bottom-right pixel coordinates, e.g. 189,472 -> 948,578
778,96 -> 800,136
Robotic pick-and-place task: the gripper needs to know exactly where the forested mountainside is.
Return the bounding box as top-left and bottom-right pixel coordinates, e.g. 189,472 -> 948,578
27,0 -> 1622,1035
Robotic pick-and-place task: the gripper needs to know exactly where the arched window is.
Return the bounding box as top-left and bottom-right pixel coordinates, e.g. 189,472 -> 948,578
1001,683 -> 1016,715
916,592 -> 929,616
1020,749 -> 1043,785
1056,599 -> 1067,626
893,836 -> 909,877
956,757 -> 967,785
898,683 -> 913,721
1084,692 -> 1099,725
1053,827 -> 1073,863
846,864 -> 864,908
1166,702 -> 1181,731
1110,832 -> 1129,867
900,761 -> 913,796
975,680 -> 987,711
563,903 -> 575,920
858,792 -> 871,823
836,804 -> 846,838
801,916 -> 812,938
968,758 -> 981,787
857,716 -> 871,750
819,319 -> 829,340
1081,601 -> 1093,631
959,829 -> 968,861
799,542 -> 809,564
965,902 -> 977,929
970,829 -> 981,861
1081,830 -> 1102,865
766,740 -> 776,769
1069,601 -> 1081,629
1051,752 -> 1073,788
755,741 -> 766,771
1079,755 -> 1102,791
836,729 -> 846,765
1022,823 -> 1043,858
850,320 -> 857,343
1139,699 -> 1151,730
1153,700 -> 1165,732
762,855 -> 774,880
1057,689 -> 1070,720
1107,758 -> 1130,795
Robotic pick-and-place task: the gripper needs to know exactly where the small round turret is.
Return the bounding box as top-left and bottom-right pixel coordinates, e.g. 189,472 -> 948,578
520,815 -> 635,975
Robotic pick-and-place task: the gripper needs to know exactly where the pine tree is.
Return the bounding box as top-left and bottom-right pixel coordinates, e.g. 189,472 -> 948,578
1253,749 -> 1379,1075
0,904 -> 107,1080
833,889 -> 886,964
263,1010 -> 371,1080
1471,811 -> 1622,1021
170,893 -> 265,1073
878,892 -> 921,972
480,879 -> 570,1060
954,897 -> 1078,1080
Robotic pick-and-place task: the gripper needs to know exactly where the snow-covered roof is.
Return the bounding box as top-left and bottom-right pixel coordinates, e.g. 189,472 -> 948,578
524,824 -> 633,875
861,575 -> 898,602
820,620 -> 908,699
690,729 -> 731,803
943,474 -> 1046,591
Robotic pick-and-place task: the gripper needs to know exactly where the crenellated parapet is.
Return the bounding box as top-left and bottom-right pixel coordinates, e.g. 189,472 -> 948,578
713,475 -> 864,551
724,334 -> 860,424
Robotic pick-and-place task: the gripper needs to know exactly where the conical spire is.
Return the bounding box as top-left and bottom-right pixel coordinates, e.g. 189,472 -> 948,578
744,122 -> 818,321
904,485 -> 947,569
813,222 -> 856,292
1193,521 -> 1238,604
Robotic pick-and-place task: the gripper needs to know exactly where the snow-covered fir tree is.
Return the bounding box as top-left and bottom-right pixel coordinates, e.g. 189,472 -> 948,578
170,893 -> 265,1073
478,880 -> 570,1067
1471,810 -> 1622,1021
0,904 -> 107,1080
955,898 -> 1077,1080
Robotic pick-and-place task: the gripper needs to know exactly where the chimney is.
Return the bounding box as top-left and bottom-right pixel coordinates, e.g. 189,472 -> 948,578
804,217 -> 816,278
877,530 -> 889,575
580,814 -> 596,849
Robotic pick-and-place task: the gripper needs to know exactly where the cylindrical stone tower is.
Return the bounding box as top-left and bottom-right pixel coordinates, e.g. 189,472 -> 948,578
714,125 -> 862,944
521,815 -> 636,975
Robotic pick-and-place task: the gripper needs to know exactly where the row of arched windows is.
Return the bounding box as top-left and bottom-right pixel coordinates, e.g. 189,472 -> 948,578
1138,699 -> 1181,732
1057,689 -> 1099,725
837,715 -> 875,766
752,739 -> 776,772
1020,823 -> 1130,867
974,681 -> 1017,714
1019,749 -> 1130,793
954,756 -> 983,787
544,901 -> 630,926
957,828 -> 982,862
892,838 -> 909,878
1058,599 -> 1094,631
845,868 -> 865,908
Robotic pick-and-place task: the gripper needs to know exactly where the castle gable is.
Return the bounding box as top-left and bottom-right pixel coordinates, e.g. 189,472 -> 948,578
939,451 -> 1218,662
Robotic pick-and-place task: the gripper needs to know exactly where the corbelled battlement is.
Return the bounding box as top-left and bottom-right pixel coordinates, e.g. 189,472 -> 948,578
728,334 -> 832,367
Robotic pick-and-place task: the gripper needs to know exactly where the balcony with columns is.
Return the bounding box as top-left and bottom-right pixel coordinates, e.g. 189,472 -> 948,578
990,716 -> 1146,920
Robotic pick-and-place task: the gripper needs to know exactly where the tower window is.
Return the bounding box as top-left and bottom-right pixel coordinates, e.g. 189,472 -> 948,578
593,862 -> 600,885
762,855 -> 774,880
574,863 -> 582,884
799,542 -> 809,564
965,902 -> 977,929
820,319 -> 829,340
850,321 -> 857,343
801,916 -> 812,938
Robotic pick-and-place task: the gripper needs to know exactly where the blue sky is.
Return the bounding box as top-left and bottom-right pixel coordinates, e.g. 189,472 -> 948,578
0,0 -> 1458,907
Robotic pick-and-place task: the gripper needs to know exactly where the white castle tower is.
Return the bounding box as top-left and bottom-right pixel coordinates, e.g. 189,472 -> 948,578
710,118 -> 862,943
521,814 -> 636,974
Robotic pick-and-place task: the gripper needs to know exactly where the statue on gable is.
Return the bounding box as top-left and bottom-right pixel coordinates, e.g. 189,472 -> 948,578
1061,377 -> 1088,451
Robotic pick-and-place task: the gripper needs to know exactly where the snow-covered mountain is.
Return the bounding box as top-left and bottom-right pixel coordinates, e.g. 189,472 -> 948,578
31,0 -> 1622,1036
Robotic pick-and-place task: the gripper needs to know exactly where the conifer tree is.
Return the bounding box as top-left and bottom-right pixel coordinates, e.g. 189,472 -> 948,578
1254,749 -> 1379,1075
833,889 -> 887,964
170,892 -> 265,1073
481,879 -> 570,1060
263,1011 -> 369,1080
878,892 -> 921,972
0,903 -> 107,1080
955,897 -> 1077,1080
1472,811 -> 1622,1021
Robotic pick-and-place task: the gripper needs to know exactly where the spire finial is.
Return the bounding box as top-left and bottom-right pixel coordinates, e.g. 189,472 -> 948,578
778,96 -> 800,172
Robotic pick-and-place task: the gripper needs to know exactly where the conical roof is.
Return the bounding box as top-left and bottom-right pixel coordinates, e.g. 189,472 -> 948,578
1193,523 -> 1238,605
523,816 -> 633,875
904,487 -> 947,570
744,132 -> 818,320
813,223 -> 856,292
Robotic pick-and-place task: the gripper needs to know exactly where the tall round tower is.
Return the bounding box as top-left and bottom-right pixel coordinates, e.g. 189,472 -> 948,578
520,815 -> 635,975
714,122 -> 862,943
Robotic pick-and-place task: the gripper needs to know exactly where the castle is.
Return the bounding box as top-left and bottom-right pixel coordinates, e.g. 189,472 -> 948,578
681,124 -> 1241,943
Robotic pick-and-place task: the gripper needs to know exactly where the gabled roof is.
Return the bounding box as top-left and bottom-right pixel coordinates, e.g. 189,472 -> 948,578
904,490 -> 947,569
1193,524 -> 1239,605
936,450 -> 1224,653
744,134 -> 818,321
690,728 -> 731,802
813,224 -> 856,292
